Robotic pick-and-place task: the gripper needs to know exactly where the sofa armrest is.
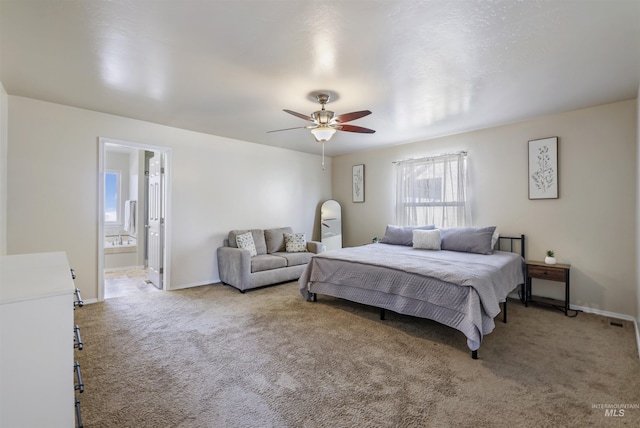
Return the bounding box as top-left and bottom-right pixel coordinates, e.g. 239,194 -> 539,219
217,246 -> 251,289
306,240 -> 325,254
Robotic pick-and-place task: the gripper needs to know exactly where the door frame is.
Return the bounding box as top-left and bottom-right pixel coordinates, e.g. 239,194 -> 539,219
97,137 -> 173,301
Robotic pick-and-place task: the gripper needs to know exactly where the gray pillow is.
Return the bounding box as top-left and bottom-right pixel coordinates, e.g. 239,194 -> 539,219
380,224 -> 435,246
440,226 -> 497,255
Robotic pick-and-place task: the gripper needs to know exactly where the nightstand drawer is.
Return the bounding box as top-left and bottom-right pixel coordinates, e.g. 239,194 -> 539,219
527,265 -> 566,282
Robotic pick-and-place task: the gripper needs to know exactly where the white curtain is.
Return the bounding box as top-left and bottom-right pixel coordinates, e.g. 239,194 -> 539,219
395,152 -> 470,227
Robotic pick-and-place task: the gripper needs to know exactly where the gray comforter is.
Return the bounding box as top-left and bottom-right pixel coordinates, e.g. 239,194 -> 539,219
298,243 -> 524,351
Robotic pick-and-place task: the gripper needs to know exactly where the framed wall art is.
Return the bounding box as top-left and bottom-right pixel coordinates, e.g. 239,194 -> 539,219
352,164 -> 365,203
528,137 -> 558,199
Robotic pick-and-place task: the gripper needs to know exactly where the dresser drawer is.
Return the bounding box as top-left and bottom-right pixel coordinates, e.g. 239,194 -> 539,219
527,265 -> 566,282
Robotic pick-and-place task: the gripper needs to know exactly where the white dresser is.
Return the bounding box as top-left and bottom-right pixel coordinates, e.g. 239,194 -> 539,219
0,252 -> 77,427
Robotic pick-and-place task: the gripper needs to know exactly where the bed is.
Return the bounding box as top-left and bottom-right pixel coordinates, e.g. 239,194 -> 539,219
298,226 -> 525,359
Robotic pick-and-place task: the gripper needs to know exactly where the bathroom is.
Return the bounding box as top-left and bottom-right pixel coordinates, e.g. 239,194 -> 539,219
104,145 -> 155,295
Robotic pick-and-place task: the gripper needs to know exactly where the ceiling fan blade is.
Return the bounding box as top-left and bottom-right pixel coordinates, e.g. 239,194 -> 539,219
334,110 -> 372,123
266,125 -> 314,133
337,124 -> 376,134
283,109 -> 315,122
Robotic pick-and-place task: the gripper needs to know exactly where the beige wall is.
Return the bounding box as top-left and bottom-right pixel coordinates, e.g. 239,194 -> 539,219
0,82 -> 7,256
637,87 -> 640,323
6,96 -> 332,300
333,100 -> 638,318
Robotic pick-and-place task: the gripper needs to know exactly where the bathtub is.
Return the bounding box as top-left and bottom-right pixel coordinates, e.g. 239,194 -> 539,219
104,235 -> 140,270
104,235 -> 137,254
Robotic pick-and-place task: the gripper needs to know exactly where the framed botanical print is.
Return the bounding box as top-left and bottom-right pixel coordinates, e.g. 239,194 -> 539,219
528,137 -> 558,199
352,164 -> 365,203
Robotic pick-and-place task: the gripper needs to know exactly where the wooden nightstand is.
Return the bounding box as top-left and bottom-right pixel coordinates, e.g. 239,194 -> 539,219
525,260 -> 575,316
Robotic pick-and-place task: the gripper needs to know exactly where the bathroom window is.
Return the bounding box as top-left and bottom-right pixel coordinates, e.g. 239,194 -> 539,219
105,170 -> 121,224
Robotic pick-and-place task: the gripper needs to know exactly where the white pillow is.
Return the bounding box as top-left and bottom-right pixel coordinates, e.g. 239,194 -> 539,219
284,232 -> 307,253
491,229 -> 500,249
412,229 -> 441,250
236,232 -> 257,257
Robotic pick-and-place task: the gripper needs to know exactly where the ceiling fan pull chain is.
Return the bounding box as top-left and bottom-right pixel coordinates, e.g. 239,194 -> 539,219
322,142 -> 325,170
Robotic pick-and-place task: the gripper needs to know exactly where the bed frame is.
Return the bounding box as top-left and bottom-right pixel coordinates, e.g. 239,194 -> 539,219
309,234 -> 526,360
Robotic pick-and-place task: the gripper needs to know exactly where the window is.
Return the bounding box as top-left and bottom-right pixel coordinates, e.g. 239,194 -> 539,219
104,170 -> 121,224
395,152 -> 470,227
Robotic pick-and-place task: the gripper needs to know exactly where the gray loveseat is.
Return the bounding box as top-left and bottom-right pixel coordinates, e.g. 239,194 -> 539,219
217,227 -> 324,292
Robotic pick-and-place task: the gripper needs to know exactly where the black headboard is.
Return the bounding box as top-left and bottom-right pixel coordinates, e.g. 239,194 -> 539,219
496,234 -> 526,259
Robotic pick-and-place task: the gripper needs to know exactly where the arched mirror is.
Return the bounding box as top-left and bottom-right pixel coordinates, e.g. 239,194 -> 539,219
321,199 -> 342,251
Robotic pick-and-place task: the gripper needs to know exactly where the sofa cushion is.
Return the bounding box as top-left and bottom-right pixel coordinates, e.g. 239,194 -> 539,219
271,251 -> 313,267
251,254 -> 287,273
284,232 -> 307,252
235,232 -> 257,257
264,227 -> 293,253
229,229 -> 267,255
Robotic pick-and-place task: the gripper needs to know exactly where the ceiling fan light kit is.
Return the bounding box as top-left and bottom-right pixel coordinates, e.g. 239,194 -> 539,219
310,126 -> 336,142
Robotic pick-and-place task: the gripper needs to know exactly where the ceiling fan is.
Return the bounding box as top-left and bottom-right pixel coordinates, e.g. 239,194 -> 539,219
267,92 -> 375,143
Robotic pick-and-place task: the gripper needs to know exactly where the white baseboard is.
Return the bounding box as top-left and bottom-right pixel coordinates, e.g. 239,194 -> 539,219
571,304 -> 636,322
635,319 -> 640,361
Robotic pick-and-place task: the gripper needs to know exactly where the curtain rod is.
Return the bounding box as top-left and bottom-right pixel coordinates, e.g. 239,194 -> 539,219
392,151 -> 467,164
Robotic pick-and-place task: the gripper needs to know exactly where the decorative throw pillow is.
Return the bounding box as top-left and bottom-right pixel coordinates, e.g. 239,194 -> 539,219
236,232 -> 257,257
413,229 -> 441,250
380,224 -> 436,246
284,232 -> 307,253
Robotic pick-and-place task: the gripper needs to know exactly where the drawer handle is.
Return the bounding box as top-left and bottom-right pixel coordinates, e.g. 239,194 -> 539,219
74,288 -> 84,308
74,325 -> 83,350
75,396 -> 84,428
74,361 -> 84,393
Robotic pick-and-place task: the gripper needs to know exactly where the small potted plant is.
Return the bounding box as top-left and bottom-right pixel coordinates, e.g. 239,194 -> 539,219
372,236 -> 379,244
545,250 -> 556,265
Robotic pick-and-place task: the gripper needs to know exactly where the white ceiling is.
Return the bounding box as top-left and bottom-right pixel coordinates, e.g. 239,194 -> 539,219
1,0 -> 639,157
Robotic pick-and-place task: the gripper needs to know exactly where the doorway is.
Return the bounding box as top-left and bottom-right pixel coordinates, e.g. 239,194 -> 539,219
98,138 -> 172,301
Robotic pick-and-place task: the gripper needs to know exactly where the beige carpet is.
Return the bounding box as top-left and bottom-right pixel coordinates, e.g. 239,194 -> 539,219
74,281 -> 640,427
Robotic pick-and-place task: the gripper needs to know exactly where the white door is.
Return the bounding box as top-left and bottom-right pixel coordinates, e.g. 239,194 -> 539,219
147,153 -> 164,289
